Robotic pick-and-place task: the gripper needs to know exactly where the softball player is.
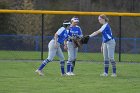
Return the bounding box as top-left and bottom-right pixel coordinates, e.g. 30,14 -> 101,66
35,20 -> 71,76
89,14 -> 117,77
66,17 -> 83,75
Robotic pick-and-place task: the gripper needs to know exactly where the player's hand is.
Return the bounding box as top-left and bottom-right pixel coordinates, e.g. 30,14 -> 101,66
54,43 -> 58,48
101,45 -> 103,53
64,44 -> 68,50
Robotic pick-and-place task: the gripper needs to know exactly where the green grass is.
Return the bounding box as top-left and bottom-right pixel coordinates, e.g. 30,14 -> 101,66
0,61 -> 140,93
0,50 -> 41,60
0,50 -> 140,62
0,50 -> 105,61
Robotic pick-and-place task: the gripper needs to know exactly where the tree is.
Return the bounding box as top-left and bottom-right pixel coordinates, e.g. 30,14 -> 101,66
0,1 -> 16,34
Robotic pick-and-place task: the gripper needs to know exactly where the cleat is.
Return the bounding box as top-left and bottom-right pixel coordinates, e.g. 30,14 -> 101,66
61,73 -> 67,76
70,72 -> 75,76
66,72 -> 71,76
66,72 -> 75,76
111,73 -> 117,77
100,72 -> 108,77
35,69 -> 44,76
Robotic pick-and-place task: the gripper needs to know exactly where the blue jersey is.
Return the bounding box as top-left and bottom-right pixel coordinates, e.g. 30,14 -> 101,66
68,25 -> 82,40
56,27 -> 68,44
99,23 -> 114,43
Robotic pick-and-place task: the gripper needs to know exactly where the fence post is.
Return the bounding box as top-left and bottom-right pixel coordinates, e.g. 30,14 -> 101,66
119,16 -> 122,62
41,14 -> 44,60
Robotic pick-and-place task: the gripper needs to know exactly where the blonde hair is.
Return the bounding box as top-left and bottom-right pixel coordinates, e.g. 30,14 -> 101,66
99,14 -> 109,22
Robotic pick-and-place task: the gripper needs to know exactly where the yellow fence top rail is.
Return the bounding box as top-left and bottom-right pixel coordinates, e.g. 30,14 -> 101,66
0,9 -> 140,17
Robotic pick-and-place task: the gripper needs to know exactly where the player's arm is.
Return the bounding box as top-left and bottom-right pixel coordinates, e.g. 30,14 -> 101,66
89,24 -> 105,37
54,27 -> 64,48
54,33 -> 58,48
64,40 -> 68,50
89,30 -> 101,37
78,27 -> 83,38
64,40 -> 67,46
101,42 -> 103,52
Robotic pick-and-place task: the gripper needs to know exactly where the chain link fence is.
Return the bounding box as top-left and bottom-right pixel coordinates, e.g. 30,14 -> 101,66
0,13 -> 140,62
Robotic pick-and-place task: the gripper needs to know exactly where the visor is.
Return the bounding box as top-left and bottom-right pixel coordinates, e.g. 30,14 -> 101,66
63,22 -> 71,25
71,18 -> 79,22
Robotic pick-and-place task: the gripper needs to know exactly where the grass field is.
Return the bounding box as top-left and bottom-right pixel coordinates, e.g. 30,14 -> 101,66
0,50 -> 140,62
0,61 -> 140,93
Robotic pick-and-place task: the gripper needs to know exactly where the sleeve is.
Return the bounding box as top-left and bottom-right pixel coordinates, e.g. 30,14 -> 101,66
67,29 -> 70,35
78,27 -> 83,37
56,27 -> 65,35
98,24 -> 107,32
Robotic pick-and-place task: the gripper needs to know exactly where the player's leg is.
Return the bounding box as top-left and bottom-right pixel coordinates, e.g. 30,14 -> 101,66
56,46 -> 66,75
71,47 -> 78,73
107,39 -> 116,76
36,40 -> 57,75
71,59 -> 75,71
101,43 -> 109,76
67,42 -> 75,74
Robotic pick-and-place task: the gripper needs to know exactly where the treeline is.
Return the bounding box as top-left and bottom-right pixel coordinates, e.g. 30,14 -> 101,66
0,0 -> 140,37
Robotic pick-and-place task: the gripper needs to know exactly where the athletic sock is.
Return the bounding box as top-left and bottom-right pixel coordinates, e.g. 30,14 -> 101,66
67,62 -> 71,72
38,59 -> 50,70
111,61 -> 116,74
104,61 -> 109,74
60,61 -> 65,74
71,61 -> 75,72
